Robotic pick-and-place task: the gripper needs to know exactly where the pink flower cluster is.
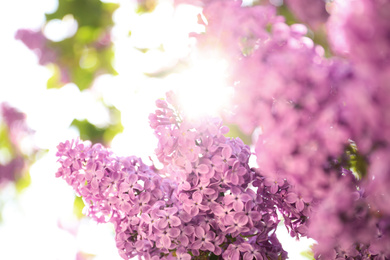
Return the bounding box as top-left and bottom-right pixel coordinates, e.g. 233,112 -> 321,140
190,0 -> 390,258
195,0 -> 349,200
55,0 -> 390,258
56,93 -> 313,259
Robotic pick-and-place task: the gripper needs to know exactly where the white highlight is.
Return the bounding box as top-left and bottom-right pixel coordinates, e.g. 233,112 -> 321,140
173,58 -> 232,120
44,14 -> 78,42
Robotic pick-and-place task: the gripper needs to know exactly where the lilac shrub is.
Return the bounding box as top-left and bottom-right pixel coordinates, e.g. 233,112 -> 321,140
56,93 -> 312,259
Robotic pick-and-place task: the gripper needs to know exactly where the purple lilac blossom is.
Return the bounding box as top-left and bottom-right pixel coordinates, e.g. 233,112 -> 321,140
189,0 -> 390,258
55,0 -> 390,258
194,0 -> 349,201
328,0 -> 390,154
284,0 -> 329,29
327,0 -> 390,66
55,93 -> 313,259
309,175 -> 390,259
308,1 -> 390,256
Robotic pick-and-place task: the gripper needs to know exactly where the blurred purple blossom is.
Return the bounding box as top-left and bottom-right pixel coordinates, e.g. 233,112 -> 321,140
285,0 -> 329,29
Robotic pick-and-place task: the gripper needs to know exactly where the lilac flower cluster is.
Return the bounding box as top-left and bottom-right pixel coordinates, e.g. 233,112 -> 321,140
189,0 -> 390,258
327,0 -> 390,155
327,0 -> 390,67
195,0 -> 349,200
56,139 -> 168,259
56,93 -> 313,259
309,175 -> 390,259
54,0 -> 390,258
307,0 -> 390,257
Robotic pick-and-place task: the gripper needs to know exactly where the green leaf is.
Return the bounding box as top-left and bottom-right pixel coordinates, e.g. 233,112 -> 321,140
277,4 -> 299,26
346,143 -> 368,180
70,105 -> 123,145
73,196 -> 85,219
0,124 -> 14,156
300,249 -> 315,260
44,0 -> 118,91
136,0 -> 158,13
45,0 -> 118,29
15,171 -> 31,193
75,26 -> 101,44
71,119 -> 106,144
46,64 -> 65,89
103,105 -> 124,143
72,67 -> 95,91
224,123 -> 252,146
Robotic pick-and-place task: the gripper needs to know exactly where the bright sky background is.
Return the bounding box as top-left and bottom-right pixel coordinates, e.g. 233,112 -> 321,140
0,0 -> 314,259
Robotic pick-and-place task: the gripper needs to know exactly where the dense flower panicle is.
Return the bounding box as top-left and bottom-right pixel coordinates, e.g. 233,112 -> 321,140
308,1 -> 390,257
149,96 -> 292,258
194,0 -> 350,200
327,0 -> 390,154
54,0 -> 390,259
188,0 -> 390,258
56,93 -> 315,259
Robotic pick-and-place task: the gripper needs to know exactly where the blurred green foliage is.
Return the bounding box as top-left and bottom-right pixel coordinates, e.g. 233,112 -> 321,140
277,4 -> 299,26
15,170 -> 31,193
136,0 -> 158,13
301,249 -> 315,260
0,125 -> 14,157
347,143 -> 368,180
300,244 -> 315,260
46,0 -> 117,28
73,195 -> 85,219
71,105 -> 123,145
45,0 -> 118,90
